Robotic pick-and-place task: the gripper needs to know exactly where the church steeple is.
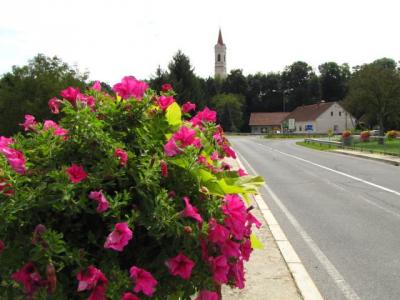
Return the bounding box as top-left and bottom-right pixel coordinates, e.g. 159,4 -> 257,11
214,29 -> 227,79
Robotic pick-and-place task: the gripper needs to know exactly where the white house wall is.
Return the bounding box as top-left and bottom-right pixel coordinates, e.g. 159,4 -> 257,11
315,103 -> 355,133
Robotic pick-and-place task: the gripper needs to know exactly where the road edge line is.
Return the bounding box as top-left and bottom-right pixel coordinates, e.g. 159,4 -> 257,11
235,155 -> 324,300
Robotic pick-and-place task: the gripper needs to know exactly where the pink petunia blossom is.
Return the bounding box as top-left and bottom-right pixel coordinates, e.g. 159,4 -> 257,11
182,101 -> 196,113
48,97 -> 61,114
213,132 -> 223,143
161,83 -> 173,92
113,76 -> 148,100
20,115 -> 37,131
12,262 -> 43,296
157,95 -> 175,110
182,197 -> 203,223
166,252 -> 195,280
89,191 -> 109,213
210,255 -> 229,284
66,164 -> 87,183
192,138 -> 202,149
241,238 -> 253,261
164,138 -> 180,157
246,213 -> 262,229
208,218 -> 229,244
104,222 -> 133,252
129,266 -> 158,297
43,120 -> 69,137
160,160 -> 168,177
122,292 -> 140,300
196,290 -> 220,300
237,168 -> 248,177
222,145 -> 236,159
77,265 -> 108,300
92,81 -> 102,92
77,94 -> 96,110
229,259 -> 245,289
114,148 -> 128,167
220,240 -> 241,258
173,126 -> 197,147
210,151 -> 219,161
0,136 -> 14,148
191,107 -> 217,126
3,148 -> 26,175
60,87 -> 80,104
0,240 -> 4,253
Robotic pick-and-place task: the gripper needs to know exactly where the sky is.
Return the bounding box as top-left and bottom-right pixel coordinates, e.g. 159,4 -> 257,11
1,0 -> 400,84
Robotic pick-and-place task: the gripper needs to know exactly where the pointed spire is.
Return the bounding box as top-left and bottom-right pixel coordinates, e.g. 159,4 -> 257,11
217,28 -> 224,45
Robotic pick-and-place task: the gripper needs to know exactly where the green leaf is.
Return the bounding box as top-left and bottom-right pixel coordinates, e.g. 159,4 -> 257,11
165,102 -> 182,126
250,233 -> 264,250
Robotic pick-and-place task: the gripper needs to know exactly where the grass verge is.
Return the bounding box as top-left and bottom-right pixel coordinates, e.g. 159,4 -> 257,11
296,141 -> 338,151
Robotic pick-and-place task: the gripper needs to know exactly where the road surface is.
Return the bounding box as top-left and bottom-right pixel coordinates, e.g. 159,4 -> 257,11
229,136 -> 400,300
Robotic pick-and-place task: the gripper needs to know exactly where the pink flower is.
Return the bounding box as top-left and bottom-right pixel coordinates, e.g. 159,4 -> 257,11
210,255 -> 229,284
66,164 -> 87,183
182,101 -> 196,113
247,213 -> 262,229
4,148 -> 26,175
229,259 -> 245,289
60,86 -> 80,104
0,240 -> 4,253
77,94 -> 96,109
164,139 -> 180,157
0,136 -> 14,148
20,114 -> 37,131
113,76 -> 148,100
161,83 -> 173,92
114,148 -> 128,167
192,138 -> 202,149
221,240 -> 241,258
157,95 -> 175,110
12,262 -> 42,296
129,266 -> 158,297
241,238 -> 253,261
182,196 -> 203,223
222,145 -> 236,159
104,222 -> 133,252
160,160 -> 168,177
210,151 -> 219,161
196,290 -> 220,300
213,132 -> 223,143
48,97 -> 61,114
191,107 -> 217,126
208,218 -> 229,244
122,292 -> 140,300
166,252 -> 195,280
77,265 -> 108,299
92,81 -> 102,92
43,120 -> 69,137
89,191 -> 109,213
237,168 -> 247,176
173,126 -> 197,147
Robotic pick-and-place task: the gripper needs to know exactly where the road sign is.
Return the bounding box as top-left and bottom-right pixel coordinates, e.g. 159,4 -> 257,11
305,124 -> 313,131
288,119 -> 295,130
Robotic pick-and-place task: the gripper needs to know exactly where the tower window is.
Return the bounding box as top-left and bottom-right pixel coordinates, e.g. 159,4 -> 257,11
224,55 -> 226,62
217,54 -> 221,62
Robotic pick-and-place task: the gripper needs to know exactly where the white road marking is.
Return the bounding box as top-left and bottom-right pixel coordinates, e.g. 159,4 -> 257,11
254,142 -> 400,197
237,151 -> 361,300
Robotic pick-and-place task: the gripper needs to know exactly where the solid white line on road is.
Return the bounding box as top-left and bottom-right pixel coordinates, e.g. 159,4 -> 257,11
237,151 -> 361,300
254,142 -> 400,198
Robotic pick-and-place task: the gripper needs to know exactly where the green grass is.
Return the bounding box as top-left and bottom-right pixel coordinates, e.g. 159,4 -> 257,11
352,139 -> 400,156
265,134 -> 327,139
296,141 -> 338,151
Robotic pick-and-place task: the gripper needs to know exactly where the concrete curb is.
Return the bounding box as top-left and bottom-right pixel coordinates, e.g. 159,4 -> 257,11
330,150 -> 400,166
235,156 -> 324,300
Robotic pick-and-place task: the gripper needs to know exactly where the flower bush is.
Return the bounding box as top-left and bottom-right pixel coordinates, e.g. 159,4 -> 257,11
0,76 -> 263,299
360,131 -> 370,142
386,130 -> 399,139
341,130 -> 351,139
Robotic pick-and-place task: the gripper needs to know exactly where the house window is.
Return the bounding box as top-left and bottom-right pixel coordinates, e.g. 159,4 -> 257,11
218,54 -> 221,62
339,111 -> 342,116
334,125 -> 339,132
331,111 -> 333,116
299,126 -> 302,132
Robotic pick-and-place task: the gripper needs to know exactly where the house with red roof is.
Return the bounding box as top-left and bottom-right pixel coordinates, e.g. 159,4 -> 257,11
249,112 -> 290,134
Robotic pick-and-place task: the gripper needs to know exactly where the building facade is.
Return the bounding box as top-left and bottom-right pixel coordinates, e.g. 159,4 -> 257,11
214,29 -> 227,79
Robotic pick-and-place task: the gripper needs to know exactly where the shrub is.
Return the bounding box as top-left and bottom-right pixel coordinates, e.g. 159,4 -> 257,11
386,130 -> 399,139
0,77 -> 264,299
341,130 -> 351,139
360,131 -> 370,142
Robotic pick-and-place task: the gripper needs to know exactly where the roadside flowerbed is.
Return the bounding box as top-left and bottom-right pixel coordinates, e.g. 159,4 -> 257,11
0,77 -> 263,299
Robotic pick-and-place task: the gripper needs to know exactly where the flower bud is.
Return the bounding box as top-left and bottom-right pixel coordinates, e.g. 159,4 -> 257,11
46,263 -> 57,293
184,226 -> 193,234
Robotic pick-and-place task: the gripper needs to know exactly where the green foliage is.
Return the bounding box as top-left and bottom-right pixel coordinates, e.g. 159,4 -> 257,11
0,54 -> 88,135
211,93 -> 244,132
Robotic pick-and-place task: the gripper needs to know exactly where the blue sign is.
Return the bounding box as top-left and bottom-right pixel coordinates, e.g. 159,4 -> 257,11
305,124 -> 313,131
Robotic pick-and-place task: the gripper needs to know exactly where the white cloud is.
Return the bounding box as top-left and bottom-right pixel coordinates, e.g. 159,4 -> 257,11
0,0 -> 399,84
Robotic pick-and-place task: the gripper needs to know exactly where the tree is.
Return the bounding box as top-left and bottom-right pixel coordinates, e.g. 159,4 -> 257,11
246,72 -> 282,112
148,65 -> 169,92
344,59 -> 400,139
0,54 -> 88,135
222,69 -> 248,95
318,62 -> 350,101
211,93 -> 245,132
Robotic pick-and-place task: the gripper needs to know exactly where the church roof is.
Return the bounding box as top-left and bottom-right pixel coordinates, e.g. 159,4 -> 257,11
217,29 -> 224,45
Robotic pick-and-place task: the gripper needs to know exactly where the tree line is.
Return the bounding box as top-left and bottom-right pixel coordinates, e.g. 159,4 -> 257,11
1,53 -> 399,135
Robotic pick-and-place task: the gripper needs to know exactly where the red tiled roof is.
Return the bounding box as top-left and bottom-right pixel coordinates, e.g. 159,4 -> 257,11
249,112 -> 290,126
285,102 -> 335,122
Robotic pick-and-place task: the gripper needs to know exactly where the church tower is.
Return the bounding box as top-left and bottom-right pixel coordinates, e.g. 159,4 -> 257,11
214,29 -> 227,79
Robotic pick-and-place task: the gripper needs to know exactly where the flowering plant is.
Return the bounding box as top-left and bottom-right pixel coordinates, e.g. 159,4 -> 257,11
386,130 -> 399,139
0,77 -> 263,299
360,131 -> 370,142
342,130 -> 352,139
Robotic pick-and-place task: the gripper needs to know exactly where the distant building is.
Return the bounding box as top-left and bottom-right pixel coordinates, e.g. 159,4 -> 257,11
214,29 -> 227,79
249,112 -> 290,134
249,101 -> 355,134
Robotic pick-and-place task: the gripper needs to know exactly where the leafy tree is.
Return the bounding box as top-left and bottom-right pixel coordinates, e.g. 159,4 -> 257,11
344,59 -> 400,138
0,54 -> 87,135
246,72 -> 282,112
211,93 -> 245,132
222,69 -> 248,95
318,62 -> 350,101
148,65 -> 169,92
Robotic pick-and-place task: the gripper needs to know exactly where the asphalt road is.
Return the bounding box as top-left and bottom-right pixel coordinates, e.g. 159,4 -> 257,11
229,136 -> 400,300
